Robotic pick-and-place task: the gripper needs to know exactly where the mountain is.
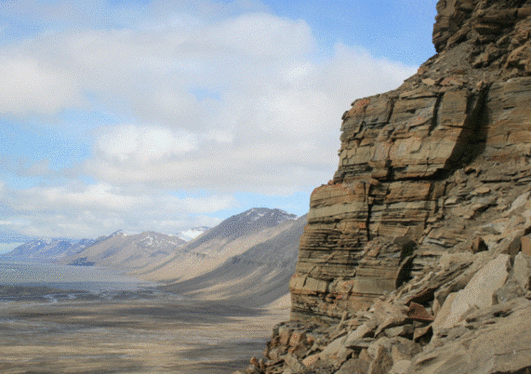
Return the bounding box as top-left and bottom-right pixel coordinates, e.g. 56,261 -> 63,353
162,215 -> 306,307
4,238 -> 95,260
62,231 -> 186,270
183,208 -> 296,249
136,208 -> 298,283
251,1 -> 531,374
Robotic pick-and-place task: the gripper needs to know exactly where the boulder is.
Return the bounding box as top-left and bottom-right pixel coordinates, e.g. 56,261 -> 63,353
513,252 -> 531,290
385,324 -> 415,339
521,234 -> 531,257
434,254 -> 511,330
343,320 -> 377,346
389,360 -> 412,374
432,292 -> 458,335
406,302 -> 434,322
368,345 -> 394,374
410,299 -> 531,373
282,353 -> 308,374
336,358 -> 370,374
316,335 -> 347,361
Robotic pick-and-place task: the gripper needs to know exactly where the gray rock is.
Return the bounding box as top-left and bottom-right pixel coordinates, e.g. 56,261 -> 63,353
336,358 -> 370,374
282,353 -> 308,374
435,254 -> 511,330
344,320 -> 377,346
513,252 -> 531,290
410,299 -> 531,373
368,345 -> 394,374
389,360 -> 412,374
385,324 -> 415,338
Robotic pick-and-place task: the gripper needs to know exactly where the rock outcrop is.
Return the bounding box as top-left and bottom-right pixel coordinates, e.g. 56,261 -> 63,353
244,0 -> 531,373
290,0 -> 531,321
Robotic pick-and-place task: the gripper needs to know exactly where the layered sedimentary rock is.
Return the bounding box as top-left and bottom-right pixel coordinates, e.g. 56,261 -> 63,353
245,2 -> 531,373
289,0 -> 531,324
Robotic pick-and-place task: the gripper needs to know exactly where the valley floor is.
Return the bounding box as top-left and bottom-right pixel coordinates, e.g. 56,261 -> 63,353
0,288 -> 288,373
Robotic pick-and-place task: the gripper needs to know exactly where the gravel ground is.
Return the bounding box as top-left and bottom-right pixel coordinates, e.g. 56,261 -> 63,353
0,287 -> 289,373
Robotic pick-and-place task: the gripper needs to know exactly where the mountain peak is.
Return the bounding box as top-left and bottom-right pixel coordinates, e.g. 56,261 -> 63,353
240,208 -> 296,222
110,229 -> 127,237
179,208 -> 296,252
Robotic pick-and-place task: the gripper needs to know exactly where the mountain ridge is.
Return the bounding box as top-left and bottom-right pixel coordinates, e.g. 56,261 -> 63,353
2,226 -> 209,262
60,230 -> 187,270
135,208 -> 299,283
162,215 -> 307,307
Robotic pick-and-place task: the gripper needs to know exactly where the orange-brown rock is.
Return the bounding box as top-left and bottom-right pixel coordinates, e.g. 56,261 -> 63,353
290,0 -> 531,323
253,1 -> 531,373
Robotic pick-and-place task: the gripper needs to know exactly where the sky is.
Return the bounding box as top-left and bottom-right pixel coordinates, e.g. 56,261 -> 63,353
0,0 -> 438,241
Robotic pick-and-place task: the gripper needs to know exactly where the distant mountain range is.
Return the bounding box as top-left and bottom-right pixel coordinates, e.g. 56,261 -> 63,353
135,208 -> 303,306
1,227 -> 211,262
1,208 -> 304,306
60,230 -> 187,270
136,208 -> 298,281
5,238 -> 96,260
161,214 -> 306,307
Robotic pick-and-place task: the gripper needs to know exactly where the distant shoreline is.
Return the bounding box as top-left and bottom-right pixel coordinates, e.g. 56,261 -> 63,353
0,258 -> 157,294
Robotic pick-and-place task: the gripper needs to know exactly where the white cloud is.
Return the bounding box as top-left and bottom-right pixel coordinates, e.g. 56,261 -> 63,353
10,182 -> 235,214
0,182 -> 233,238
14,183 -> 142,212
0,56 -> 83,115
196,13 -> 314,60
0,0 -> 419,238
84,41 -> 415,194
94,125 -> 198,165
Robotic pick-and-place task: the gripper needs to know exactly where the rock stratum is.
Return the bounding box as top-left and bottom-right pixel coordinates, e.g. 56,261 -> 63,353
247,1 -> 531,373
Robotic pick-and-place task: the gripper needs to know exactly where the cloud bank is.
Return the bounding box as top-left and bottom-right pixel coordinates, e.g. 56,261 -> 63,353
0,0 -> 418,238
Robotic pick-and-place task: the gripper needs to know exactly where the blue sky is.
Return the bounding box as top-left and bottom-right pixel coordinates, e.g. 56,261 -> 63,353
0,0 -> 438,240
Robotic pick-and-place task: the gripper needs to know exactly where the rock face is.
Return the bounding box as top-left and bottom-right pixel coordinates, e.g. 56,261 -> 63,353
290,0 -> 531,323
246,0 -> 531,373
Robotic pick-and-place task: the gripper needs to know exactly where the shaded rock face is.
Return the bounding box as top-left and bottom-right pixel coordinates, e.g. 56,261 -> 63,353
257,253 -> 531,374
289,0 -> 531,324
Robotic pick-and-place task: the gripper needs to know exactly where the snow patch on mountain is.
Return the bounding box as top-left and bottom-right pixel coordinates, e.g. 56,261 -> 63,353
177,226 -> 211,242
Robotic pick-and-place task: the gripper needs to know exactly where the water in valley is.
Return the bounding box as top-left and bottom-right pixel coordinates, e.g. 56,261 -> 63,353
0,259 -> 286,373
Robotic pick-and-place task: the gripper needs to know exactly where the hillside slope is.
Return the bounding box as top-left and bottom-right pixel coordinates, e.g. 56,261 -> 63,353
162,215 -> 306,307
62,231 -> 186,270
136,208 -> 298,283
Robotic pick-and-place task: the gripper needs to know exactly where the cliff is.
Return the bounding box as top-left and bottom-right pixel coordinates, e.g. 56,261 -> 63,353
291,0 -> 531,323
246,0 -> 531,373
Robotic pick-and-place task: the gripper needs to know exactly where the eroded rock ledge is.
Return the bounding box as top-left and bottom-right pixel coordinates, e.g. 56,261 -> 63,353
243,0 -> 531,373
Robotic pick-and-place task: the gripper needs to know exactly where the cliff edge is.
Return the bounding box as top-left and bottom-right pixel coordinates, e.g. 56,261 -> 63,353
245,0 -> 531,373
